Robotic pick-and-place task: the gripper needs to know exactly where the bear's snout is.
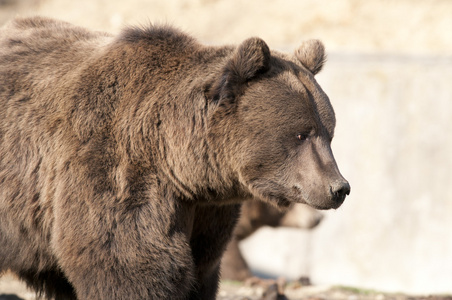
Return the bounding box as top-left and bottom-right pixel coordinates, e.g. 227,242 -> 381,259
330,180 -> 350,207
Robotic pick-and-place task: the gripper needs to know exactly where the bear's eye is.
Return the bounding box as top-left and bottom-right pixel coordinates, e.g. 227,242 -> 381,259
296,133 -> 309,142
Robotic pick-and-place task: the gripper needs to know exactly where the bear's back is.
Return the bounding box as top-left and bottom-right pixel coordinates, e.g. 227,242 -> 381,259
0,17 -> 112,109
0,16 -> 111,58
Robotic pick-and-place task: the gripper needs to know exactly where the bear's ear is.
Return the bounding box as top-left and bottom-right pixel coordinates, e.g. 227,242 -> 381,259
294,40 -> 326,75
228,37 -> 271,82
209,37 -> 271,102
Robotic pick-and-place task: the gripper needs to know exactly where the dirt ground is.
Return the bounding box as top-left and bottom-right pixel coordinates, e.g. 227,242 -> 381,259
218,281 -> 452,300
1,273 -> 451,300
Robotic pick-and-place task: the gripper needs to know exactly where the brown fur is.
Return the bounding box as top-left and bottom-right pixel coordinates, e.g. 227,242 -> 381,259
0,17 -> 349,299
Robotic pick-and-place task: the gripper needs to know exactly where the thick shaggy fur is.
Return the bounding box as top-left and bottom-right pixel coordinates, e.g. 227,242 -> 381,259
0,17 -> 349,299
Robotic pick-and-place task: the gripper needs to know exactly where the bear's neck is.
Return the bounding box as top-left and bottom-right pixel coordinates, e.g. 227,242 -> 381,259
107,43 -> 243,204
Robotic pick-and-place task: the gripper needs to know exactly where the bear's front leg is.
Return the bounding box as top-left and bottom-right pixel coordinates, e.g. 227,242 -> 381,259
53,196 -> 197,300
188,204 -> 241,299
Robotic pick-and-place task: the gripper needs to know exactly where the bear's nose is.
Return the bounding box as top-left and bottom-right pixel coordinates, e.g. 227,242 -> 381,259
330,180 -> 350,205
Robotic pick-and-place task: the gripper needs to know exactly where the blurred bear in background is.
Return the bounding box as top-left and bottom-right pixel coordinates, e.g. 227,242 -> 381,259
222,201 -> 323,281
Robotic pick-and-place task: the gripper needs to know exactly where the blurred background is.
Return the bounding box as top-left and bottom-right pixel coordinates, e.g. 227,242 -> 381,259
1,0 -> 451,295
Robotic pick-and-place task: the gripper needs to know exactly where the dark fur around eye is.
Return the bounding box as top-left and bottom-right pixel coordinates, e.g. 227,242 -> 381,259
296,133 -> 309,141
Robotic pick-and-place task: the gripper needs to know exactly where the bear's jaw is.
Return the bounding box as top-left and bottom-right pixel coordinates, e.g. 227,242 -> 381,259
292,182 -> 349,210
244,178 -> 347,211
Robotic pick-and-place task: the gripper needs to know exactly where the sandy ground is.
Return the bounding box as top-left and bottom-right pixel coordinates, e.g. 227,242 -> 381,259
1,273 -> 451,300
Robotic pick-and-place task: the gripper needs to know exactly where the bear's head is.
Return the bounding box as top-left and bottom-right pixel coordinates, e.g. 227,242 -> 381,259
208,38 -> 350,210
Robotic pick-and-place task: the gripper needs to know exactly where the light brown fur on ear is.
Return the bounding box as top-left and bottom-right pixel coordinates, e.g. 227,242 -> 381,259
230,37 -> 271,81
294,40 -> 326,75
208,37 -> 270,102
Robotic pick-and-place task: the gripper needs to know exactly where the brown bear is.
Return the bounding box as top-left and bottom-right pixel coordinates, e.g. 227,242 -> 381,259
0,17 -> 350,300
222,201 -> 323,281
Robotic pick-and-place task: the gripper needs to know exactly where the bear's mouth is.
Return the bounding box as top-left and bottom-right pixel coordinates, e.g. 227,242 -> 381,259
247,179 -> 294,209
292,185 -> 342,210
247,179 -> 343,210
292,185 -> 311,205
259,189 -> 293,209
